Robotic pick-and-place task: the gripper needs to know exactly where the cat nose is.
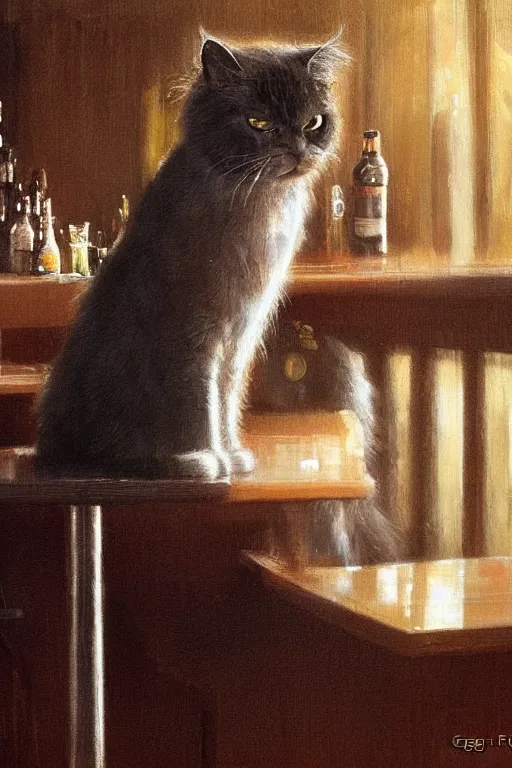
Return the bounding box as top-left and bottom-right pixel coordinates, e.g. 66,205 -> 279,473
294,137 -> 307,157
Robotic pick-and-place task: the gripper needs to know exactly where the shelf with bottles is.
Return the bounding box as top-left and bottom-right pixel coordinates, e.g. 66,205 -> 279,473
1,96 -> 120,279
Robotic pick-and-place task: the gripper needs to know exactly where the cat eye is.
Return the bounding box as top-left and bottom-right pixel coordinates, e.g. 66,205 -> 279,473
248,117 -> 273,131
303,115 -> 323,132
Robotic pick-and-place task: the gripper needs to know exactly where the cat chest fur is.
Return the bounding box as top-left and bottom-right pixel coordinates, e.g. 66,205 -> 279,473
221,180 -> 309,322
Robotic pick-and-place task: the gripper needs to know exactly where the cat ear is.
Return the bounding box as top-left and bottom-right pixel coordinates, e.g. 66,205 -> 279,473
301,29 -> 350,78
201,37 -> 243,83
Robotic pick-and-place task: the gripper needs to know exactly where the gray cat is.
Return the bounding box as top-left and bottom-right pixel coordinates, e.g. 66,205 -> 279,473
36,33 -> 344,479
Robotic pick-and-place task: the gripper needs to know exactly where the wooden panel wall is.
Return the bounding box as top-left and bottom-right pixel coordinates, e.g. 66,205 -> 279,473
3,0 -> 510,258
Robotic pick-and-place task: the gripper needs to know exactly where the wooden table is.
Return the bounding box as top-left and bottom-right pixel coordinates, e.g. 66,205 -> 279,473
245,553 -> 512,656
0,410 -> 370,768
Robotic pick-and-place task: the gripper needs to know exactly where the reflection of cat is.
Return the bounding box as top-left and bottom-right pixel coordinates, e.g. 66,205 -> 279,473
36,34 -> 344,479
251,321 -> 400,566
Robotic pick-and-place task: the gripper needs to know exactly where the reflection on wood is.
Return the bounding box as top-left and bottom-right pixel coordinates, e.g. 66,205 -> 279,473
245,553 -> 512,655
235,411 -> 373,502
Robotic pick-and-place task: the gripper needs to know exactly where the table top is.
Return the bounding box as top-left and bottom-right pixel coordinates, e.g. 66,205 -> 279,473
244,553 -> 512,656
290,252 -> 512,297
0,411 -> 372,505
2,255 -> 512,328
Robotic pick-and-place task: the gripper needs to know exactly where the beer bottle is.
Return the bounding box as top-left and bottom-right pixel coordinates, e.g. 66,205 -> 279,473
352,130 -> 388,255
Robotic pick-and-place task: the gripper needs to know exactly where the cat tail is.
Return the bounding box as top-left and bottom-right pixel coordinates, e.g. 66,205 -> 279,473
327,497 -> 403,566
265,497 -> 403,569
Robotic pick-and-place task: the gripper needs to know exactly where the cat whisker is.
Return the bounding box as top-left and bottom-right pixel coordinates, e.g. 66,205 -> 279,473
220,156 -> 263,176
208,151 -> 250,168
229,161 -> 264,209
243,157 -> 271,208
206,153 -> 260,178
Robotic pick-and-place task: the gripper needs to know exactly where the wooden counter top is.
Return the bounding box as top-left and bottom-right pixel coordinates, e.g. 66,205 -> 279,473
290,252 -> 512,297
0,274 -> 88,329
0,411 -> 371,505
1,253 -> 512,329
244,553 -> 512,656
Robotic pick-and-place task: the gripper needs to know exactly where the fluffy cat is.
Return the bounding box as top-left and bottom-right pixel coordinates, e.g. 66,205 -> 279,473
250,320 -> 401,565
36,34 -> 344,479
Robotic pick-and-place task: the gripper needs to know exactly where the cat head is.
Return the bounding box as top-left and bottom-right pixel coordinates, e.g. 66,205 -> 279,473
182,33 -> 347,186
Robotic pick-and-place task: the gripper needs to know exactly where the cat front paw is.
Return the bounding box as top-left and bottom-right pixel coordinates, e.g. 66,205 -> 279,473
229,447 -> 256,475
171,449 -> 230,481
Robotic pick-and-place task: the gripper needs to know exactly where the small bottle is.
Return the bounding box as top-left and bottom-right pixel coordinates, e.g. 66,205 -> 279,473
30,175 -> 43,262
96,229 -> 109,271
351,130 -> 388,255
88,229 -> 100,276
9,196 -> 34,274
55,223 -> 71,273
0,101 -> 8,186
5,148 -> 15,189
37,198 -> 60,274
111,194 -> 129,249
0,187 -> 6,224
327,184 -> 345,255
0,102 -> 15,272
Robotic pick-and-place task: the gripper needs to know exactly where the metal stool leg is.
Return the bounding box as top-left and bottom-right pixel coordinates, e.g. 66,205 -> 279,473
69,505 -> 105,768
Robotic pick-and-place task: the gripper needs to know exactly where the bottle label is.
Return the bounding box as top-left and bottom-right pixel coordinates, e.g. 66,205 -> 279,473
353,185 -> 387,238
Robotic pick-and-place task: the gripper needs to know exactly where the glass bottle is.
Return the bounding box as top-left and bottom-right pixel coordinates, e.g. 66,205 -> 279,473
30,175 -> 43,262
55,223 -> 71,273
9,196 -> 34,275
0,188 -> 6,225
327,184 -> 345,255
37,198 -> 60,274
111,194 -> 129,249
0,102 -> 15,272
0,101 -> 8,186
5,148 -> 15,190
97,230 -> 108,270
351,130 -> 388,255
69,221 -> 90,275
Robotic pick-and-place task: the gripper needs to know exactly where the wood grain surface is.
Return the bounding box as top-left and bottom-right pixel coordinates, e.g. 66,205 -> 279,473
244,553 -> 512,656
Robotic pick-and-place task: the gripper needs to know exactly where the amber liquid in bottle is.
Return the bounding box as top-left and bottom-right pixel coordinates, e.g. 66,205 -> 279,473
351,130 -> 388,255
